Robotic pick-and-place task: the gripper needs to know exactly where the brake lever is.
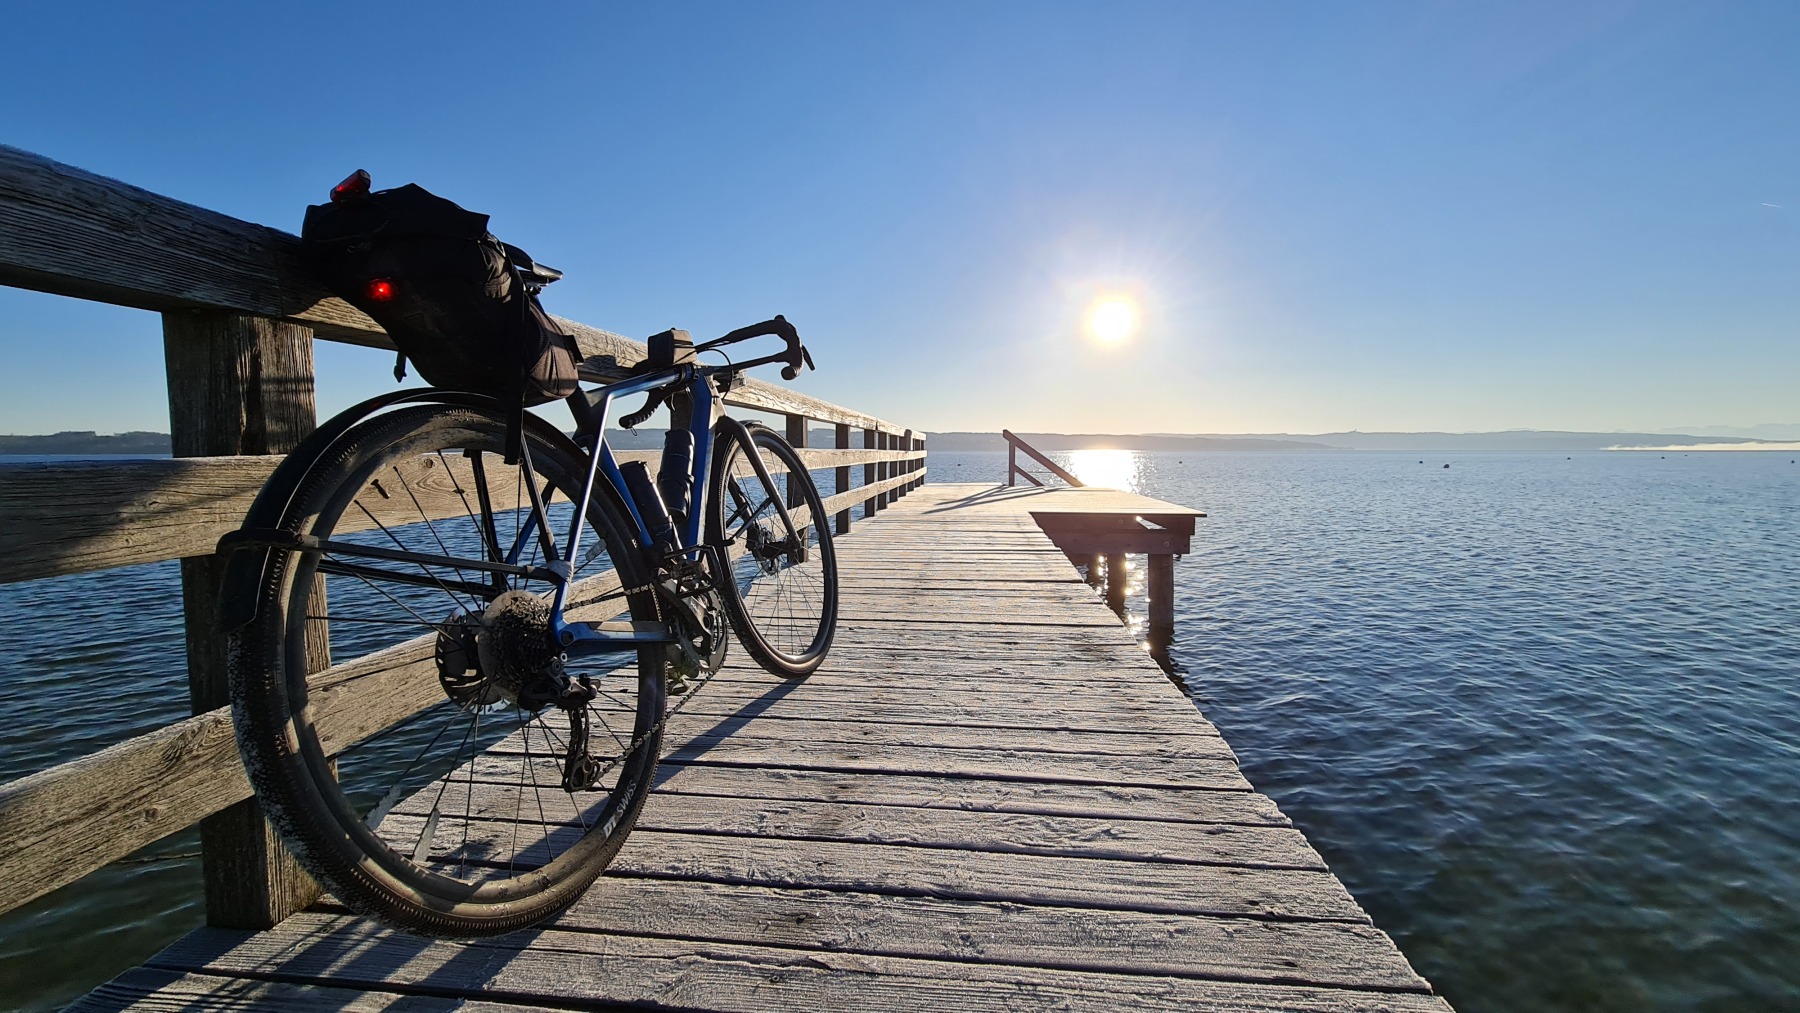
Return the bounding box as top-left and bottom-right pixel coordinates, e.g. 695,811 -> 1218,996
618,388 -> 668,429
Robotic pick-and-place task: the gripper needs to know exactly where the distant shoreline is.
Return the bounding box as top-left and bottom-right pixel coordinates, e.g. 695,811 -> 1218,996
922,429 -> 1796,454
6,428 -> 1797,456
0,431 -> 170,455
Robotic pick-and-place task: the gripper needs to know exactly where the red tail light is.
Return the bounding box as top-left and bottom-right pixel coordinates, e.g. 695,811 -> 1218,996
331,169 -> 372,202
366,278 -> 396,302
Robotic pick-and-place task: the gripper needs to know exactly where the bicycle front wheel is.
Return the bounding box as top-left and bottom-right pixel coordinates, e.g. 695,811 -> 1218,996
706,422 -> 839,675
228,404 -> 664,937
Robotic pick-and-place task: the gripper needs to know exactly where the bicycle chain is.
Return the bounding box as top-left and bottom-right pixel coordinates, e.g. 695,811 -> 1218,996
560,649 -> 730,793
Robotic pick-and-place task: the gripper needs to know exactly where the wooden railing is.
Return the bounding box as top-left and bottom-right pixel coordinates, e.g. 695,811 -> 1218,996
0,145 -> 926,929
1003,429 -> 1082,488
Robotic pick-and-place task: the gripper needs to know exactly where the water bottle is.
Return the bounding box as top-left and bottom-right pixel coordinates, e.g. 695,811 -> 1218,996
620,461 -> 677,551
657,429 -> 695,527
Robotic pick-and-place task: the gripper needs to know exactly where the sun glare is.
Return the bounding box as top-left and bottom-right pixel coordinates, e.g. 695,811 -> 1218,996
1088,298 -> 1138,344
1065,449 -> 1143,491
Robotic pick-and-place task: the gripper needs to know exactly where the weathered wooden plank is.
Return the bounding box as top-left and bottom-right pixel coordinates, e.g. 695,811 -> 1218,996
0,440 -> 938,584
0,144 -> 315,322
69,967 -> 544,1012
659,672 -> 1205,712
560,879 -> 1432,992
725,374 -> 917,438
0,450 -> 553,584
697,660 -> 1191,690
655,739 -> 1251,790
825,625 -> 1146,650
0,658 -> 420,916
649,764 -> 1289,825
792,447 -> 923,469
690,675 -> 1195,709
809,470 -> 917,526
0,457 -> 275,582
651,690 -> 1216,737
150,916 -> 1452,1011
0,705 -> 246,915
627,793 -> 1321,869
373,789 -> 1316,876
694,669 -> 1188,701
834,610 -> 1120,628
609,830 -> 1356,919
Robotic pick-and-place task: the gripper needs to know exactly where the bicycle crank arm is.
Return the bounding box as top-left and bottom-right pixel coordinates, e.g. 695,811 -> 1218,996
557,619 -> 675,655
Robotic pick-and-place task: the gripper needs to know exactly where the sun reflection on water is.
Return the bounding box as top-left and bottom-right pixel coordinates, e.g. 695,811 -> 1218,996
1063,449 -> 1146,492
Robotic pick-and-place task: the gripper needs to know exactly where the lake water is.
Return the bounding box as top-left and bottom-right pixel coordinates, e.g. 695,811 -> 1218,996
3,450 -> 1797,1010
939,449 -> 1800,1012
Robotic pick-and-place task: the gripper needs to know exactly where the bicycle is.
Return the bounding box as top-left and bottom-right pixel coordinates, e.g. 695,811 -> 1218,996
215,314 -> 837,936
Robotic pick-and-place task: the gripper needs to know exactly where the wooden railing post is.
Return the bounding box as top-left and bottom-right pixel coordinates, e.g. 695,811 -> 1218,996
1104,553 -> 1128,615
896,429 -> 914,502
880,433 -> 894,508
785,414 -> 808,515
863,429 -> 879,517
1147,554 -> 1175,649
1002,430 -> 1083,488
164,309 -> 322,929
834,423 -> 852,535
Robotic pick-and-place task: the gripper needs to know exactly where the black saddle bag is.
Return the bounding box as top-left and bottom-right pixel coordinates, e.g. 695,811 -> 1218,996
301,180 -> 579,406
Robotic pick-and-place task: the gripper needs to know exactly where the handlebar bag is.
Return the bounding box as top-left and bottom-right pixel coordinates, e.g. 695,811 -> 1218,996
300,183 -> 579,406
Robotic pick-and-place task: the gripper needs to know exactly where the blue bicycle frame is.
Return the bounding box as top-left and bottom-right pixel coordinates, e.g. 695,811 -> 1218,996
501,323 -> 813,658
212,319 -> 816,655
539,365 -> 717,655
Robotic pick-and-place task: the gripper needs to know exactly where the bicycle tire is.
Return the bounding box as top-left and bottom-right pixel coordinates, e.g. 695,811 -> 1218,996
706,422 -> 839,675
228,404 -> 664,937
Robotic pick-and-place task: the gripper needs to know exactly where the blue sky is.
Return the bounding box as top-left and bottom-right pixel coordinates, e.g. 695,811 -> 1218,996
2,1 -> 1794,435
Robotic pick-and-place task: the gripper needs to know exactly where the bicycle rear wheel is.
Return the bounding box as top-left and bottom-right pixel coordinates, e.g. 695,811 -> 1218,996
706,422 -> 838,675
228,404 -> 664,936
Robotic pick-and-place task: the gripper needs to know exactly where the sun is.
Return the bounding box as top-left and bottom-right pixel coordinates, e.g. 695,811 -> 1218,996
1088,297 -> 1138,344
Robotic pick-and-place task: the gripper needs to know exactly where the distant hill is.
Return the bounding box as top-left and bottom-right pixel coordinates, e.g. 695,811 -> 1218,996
0,431 -> 171,455
924,432 -> 1334,452
1660,423 -> 1800,440
1189,430 -> 1772,452
926,430 -> 1785,452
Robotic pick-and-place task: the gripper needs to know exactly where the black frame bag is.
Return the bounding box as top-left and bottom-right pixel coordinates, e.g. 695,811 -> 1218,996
300,178 -> 579,408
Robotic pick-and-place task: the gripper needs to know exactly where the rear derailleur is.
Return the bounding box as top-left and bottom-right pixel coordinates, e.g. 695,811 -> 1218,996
433,590 -> 605,791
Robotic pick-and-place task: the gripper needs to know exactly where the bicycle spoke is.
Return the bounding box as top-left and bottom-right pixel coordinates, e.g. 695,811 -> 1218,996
353,499 -> 482,616
392,463 -> 482,596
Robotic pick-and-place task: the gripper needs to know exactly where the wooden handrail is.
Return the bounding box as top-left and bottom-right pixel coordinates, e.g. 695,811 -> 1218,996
1002,430 -> 1084,488
0,144 -> 932,928
0,145 -> 918,439
0,447 -> 926,585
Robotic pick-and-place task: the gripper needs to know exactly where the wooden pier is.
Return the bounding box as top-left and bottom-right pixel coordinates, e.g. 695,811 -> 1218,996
71,484 -> 1445,1011
0,146 -> 1448,1010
